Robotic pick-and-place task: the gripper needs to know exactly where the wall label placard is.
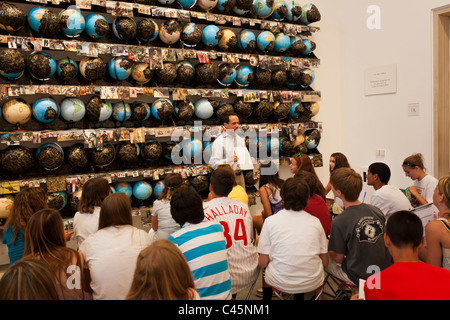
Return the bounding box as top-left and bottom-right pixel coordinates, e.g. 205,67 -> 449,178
364,64 -> 397,96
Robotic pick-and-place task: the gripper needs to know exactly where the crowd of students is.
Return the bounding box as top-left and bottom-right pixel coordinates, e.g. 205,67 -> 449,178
1,151 -> 450,300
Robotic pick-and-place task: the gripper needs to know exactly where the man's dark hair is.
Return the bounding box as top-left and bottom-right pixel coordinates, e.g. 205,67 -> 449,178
294,170 -> 316,196
222,112 -> 238,124
280,177 -> 310,211
210,168 -> 234,196
170,187 -> 204,226
368,162 -> 391,184
386,210 -> 423,249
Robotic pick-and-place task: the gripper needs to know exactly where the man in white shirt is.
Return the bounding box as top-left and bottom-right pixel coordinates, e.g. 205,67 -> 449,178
367,162 -> 412,220
209,113 -> 253,188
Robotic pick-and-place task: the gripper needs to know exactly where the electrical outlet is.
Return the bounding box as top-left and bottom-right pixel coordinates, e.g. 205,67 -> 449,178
408,103 -> 419,116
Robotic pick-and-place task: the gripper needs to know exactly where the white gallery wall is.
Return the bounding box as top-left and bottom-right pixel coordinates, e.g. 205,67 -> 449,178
301,0 -> 450,201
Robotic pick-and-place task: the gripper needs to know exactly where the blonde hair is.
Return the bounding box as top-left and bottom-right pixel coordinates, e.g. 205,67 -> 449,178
402,153 -> 426,171
126,240 -> 196,300
330,168 -> 363,202
437,176 -> 450,209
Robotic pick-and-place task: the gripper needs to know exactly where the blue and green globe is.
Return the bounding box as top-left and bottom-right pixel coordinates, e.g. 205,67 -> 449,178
114,182 -> 133,197
32,98 -> 59,123
253,0 -> 274,18
108,57 -> 132,80
85,13 -> 109,39
201,24 -> 220,47
235,64 -> 253,86
274,32 -> 290,53
237,29 -> 256,51
177,0 -> 197,9
133,181 -> 153,200
112,101 -> 131,122
257,31 -> 275,53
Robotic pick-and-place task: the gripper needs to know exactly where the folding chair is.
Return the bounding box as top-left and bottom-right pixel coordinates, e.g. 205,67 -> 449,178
322,273 -> 357,300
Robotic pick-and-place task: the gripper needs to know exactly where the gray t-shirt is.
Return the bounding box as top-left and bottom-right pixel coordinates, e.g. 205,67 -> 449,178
328,203 -> 392,284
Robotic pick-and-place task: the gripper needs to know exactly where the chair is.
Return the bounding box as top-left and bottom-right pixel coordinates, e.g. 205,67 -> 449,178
322,273 -> 358,300
272,285 -> 324,300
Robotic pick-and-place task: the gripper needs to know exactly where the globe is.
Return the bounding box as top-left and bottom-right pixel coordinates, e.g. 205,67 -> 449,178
274,32 -> 290,53
67,144 -> 88,168
57,57 -> 78,82
202,141 -> 212,163
293,134 -> 307,154
60,98 -> 86,122
280,136 -> 294,156
133,181 -> 153,200
254,67 -> 271,86
299,68 -> 315,88
195,62 -> 219,85
69,189 -> 82,211
108,57 -> 132,80
309,102 -> 320,117
155,62 -> 177,85
131,101 -> 151,121
237,29 -> 256,52
256,31 -> 275,53
300,3 -> 321,25
218,63 -> 237,86
137,18 -> 159,42
27,7 -> 60,37
176,61 -> 195,84
114,182 -> 133,197
112,101 -> 131,122
253,99 -> 273,119
289,35 -> 307,55
59,8 -> 85,38
85,13 -> 109,39
289,100 -> 303,118
79,57 -> 106,82
0,197 -> 13,220
32,98 -> 59,123
233,98 -> 252,119
285,1 -> 302,22
141,140 -> 162,161
235,64 -> 254,86
201,25 -> 220,47
218,28 -> 237,51
2,98 -> 32,125
217,0 -> 235,13
153,180 -> 164,198
233,0 -> 252,16
271,69 -> 286,87
112,17 -> 137,42
267,136 -> 280,155
27,52 -> 57,81
301,39 -> 316,55
271,0 -> 288,20
0,49 -> 25,80
177,0 -> 197,9
91,143 -> 115,167
194,99 -> 214,119
47,191 -> 68,210
197,0 -> 218,10
174,100 -> 194,121
131,62 -> 153,84
181,23 -> 202,47
36,143 -> 64,170
286,66 -> 300,87
159,20 -> 181,45
117,142 -> 140,164
273,101 -> 290,120
0,2 -> 26,32
0,146 -> 34,174
86,96 -> 112,122
253,0 -> 274,18
151,99 -> 174,121
190,175 -> 209,193
304,129 -> 321,149
158,0 -> 175,5
182,138 -> 203,158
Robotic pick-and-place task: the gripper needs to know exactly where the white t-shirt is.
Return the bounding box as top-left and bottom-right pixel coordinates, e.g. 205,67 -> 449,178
79,225 -> 152,300
414,174 -> 438,203
73,207 -> 100,247
370,185 -> 412,219
258,209 -> 328,294
151,199 -> 180,241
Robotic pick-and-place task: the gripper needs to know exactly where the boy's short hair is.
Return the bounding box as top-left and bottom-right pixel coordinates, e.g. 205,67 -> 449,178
368,162 -> 391,184
280,177 -> 310,211
170,187 -> 204,226
330,168 -> 362,202
294,170 -> 317,196
210,168 -> 234,196
386,210 -> 423,248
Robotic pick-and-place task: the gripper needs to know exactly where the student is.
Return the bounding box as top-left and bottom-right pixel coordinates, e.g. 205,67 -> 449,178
2,188 -> 48,266
327,168 -> 391,286
324,152 -> 350,196
209,113 -> 254,188
363,210 -> 450,300
150,173 -> 183,241
73,177 -> 111,247
0,259 -> 59,300
203,168 -> 259,297
126,240 -> 200,300
23,208 -> 91,300
168,187 -> 231,300
294,171 -> 331,237
258,178 -> 328,300
214,164 -> 249,206
402,153 -> 438,206
420,176 -> 450,269
366,162 -> 412,220
259,162 -> 284,219
79,193 -> 152,300
289,153 -> 326,199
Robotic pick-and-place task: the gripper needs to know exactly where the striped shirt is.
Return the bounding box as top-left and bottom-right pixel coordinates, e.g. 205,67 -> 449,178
168,220 -> 231,300
203,197 -> 259,294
